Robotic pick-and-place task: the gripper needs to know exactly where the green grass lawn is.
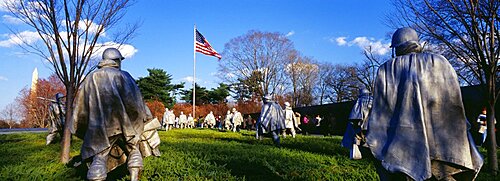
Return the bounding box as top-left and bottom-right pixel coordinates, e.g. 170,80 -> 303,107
0,129 -> 497,180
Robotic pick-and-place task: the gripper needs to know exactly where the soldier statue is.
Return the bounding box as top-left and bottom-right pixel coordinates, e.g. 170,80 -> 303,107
366,27 -> 483,180
45,93 -> 65,145
205,111 -> 216,128
231,108 -> 244,132
223,110 -> 233,130
71,48 -> 152,181
282,102 -> 299,138
257,95 -> 286,146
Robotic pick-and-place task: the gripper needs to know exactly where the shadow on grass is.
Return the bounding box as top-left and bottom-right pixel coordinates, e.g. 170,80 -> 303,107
67,144 -> 136,181
0,138 -> 23,144
160,141 -> 288,180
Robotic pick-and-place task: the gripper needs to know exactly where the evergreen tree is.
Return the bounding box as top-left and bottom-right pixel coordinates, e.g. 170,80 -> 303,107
181,83 -> 209,104
136,68 -> 184,108
208,83 -> 230,104
181,83 -> 229,105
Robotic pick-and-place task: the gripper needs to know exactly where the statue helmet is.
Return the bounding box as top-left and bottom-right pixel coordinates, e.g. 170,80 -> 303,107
232,107 -> 237,112
390,27 -> 419,48
102,48 -> 125,61
359,88 -> 370,96
263,94 -> 272,101
284,102 -> 291,107
55,92 -> 65,100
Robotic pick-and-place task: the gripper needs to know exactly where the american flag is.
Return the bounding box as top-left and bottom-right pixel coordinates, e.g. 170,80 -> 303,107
195,29 -> 222,60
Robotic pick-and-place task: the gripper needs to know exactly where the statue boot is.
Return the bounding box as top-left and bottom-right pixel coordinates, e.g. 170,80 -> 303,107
129,167 -> 142,181
127,145 -> 143,181
87,149 -> 109,181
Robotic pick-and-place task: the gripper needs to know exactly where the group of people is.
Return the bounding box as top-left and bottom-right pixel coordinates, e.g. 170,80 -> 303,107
160,108 -> 246,132
297,114 -> 324,135
156,95 -> 304,147
254,95 -> 304,146
161,109 -> 195,130
221,108 -> 244,132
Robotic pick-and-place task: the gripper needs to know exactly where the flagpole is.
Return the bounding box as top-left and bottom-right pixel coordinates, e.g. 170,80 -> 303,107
193,24 -> 196,119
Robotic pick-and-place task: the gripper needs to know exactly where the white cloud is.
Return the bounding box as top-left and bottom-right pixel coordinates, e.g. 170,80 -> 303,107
0,18 -> 108,48
0,76 -> 7,81
76,19 -> 104,35
0,15 -> 139,64
0,0 -> 48,21
0,30 -> 41,47
0,30 -> 138,60
180,76 -> 201,83
0,0 -> 16,12
118,44 -> 138,58
211,71 -> 236,80
91,42 -> 138,60
2,15 -> 23,24
333,36 -> 390,55
334,36 -> 347,46
286,30 -> 295,37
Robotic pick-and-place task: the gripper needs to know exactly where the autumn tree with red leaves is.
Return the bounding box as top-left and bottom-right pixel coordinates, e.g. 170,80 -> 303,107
145,99 -> 165,120
234,101 -> 261,115
16,74 -> 65,128
172,103 -> 230,119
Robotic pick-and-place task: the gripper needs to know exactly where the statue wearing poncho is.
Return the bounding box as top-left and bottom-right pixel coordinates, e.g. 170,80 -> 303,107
70,48 -> 148,181
349,88 -> 373,132
205,111 -> 216,128
46,93 -> 65,145
257,95 -> 286,146
366,28 -> 483,180
342,89 -> 373,159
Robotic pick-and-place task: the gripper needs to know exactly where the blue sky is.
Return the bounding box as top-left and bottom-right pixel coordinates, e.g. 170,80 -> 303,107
0,0 -> 394,109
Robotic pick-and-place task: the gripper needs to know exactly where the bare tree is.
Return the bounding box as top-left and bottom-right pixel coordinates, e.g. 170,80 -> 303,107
389,0 -> 500,174
286,51 -> 300,106
296,61 -> 318,106
3,0 -> 138,163
354,46 -> 385,93
314,62 -> 334,105
314,62 -> 336,105
15,74 -> 65,128
219,30 -> 295,98
285,53 -> 319,107
1,102 -> 21,129
326,64 -> 359,103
